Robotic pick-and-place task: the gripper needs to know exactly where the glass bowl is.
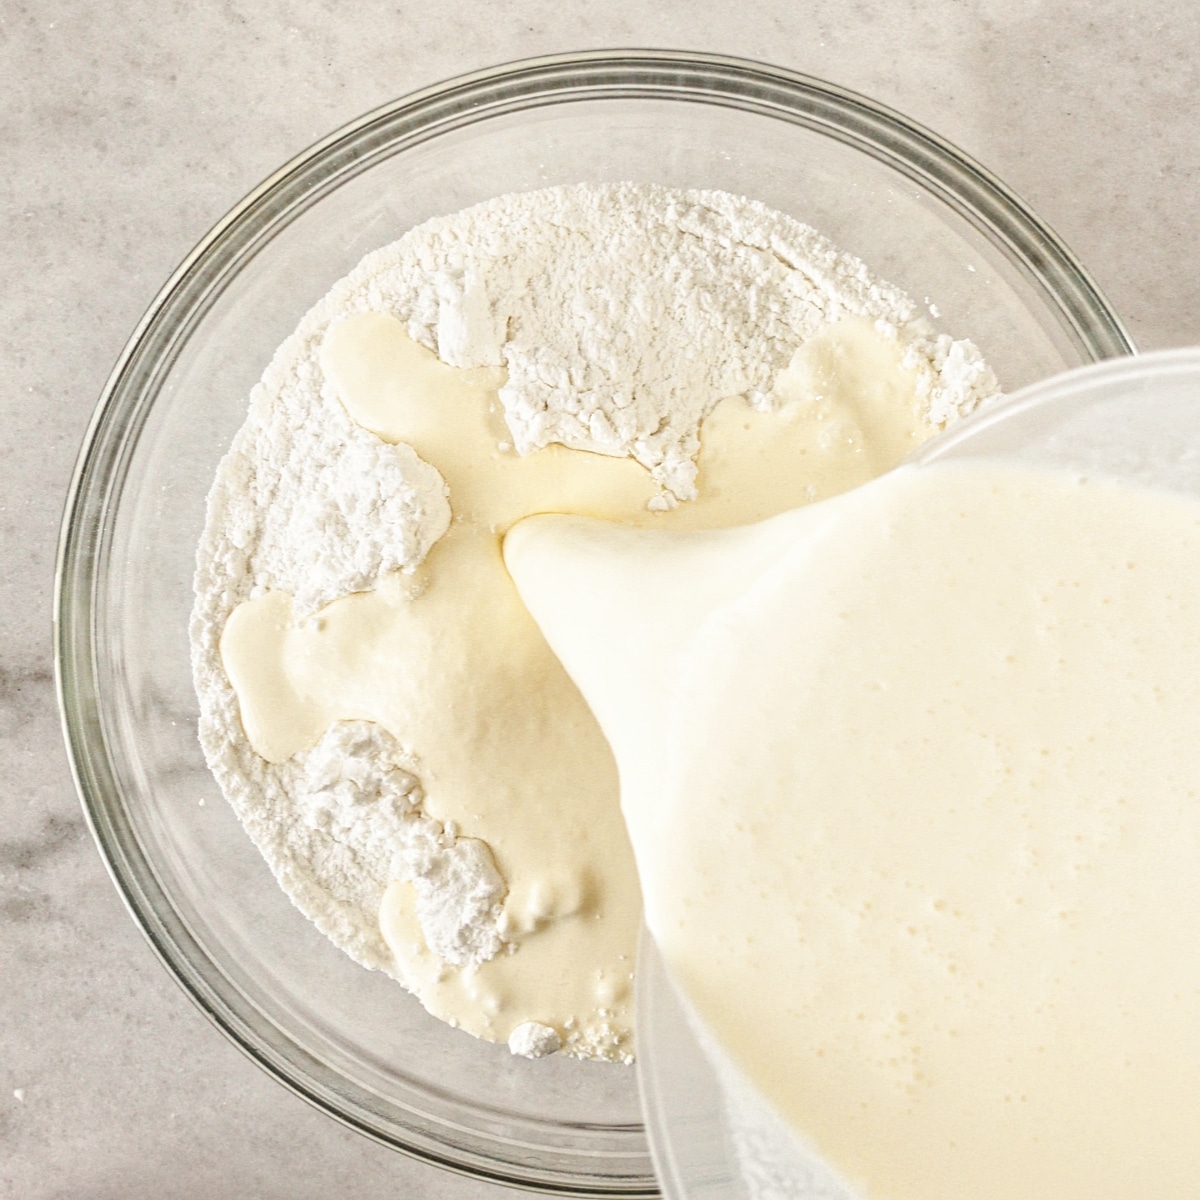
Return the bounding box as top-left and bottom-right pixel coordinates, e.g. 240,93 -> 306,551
55,50 -> 1133,1196
636,347 -> 1200,1199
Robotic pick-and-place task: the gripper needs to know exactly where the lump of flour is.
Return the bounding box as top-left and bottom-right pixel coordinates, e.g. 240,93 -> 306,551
323,184 -> 995,502
293,721 -> 506,966
190,182 -> 999,1060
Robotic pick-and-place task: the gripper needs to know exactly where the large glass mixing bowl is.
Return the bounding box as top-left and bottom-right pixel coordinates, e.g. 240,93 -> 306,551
55,51 -> 1132,1195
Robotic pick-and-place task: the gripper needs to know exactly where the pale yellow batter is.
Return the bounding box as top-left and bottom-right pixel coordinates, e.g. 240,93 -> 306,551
505,462 -> 1200,1197
220,309 -> 926,1055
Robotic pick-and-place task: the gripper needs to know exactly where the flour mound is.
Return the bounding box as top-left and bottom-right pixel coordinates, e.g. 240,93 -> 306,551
295,722 -> 506,966
190,183 -> 1001,1058
196,337 -> 450,620
508,1022 -> 564,1059
334,184 -> 995,503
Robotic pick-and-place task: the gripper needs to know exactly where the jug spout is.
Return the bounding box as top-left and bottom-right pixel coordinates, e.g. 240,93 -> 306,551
505,515 -> 697,758
503,507 -> 825,835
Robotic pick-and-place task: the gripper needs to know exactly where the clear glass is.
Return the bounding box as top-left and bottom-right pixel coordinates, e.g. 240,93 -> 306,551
637,347 -> 1200,1198
56,51 -> 1132,1195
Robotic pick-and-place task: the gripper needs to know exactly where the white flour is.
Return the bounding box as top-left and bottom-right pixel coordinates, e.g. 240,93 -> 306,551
190,183 -> 999,1058
508,1021 -> 565,1059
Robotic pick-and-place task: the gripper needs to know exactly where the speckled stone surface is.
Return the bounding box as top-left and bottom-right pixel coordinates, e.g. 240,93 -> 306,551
2,2 -> 1198,1196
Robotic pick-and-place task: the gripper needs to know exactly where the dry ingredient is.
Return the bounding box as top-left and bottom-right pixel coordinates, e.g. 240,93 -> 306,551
191,183 -> 999,1062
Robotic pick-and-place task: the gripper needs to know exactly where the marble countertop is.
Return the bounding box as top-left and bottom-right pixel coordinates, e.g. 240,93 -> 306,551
3,2 -> 1198,1196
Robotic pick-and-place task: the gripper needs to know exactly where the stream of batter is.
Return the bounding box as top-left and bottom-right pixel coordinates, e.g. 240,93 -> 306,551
506,461 -> 1200,1197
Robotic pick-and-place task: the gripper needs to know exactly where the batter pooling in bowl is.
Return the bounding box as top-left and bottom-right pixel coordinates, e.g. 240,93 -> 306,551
192,183 -> 999,1060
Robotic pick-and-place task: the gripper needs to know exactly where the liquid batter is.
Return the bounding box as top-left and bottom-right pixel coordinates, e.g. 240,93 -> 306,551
505,461 -> 1200,1197
220,309 -> 926,1054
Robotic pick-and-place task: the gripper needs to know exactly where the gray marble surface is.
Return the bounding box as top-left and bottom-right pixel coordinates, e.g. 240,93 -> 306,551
2,2 -> 1198,1196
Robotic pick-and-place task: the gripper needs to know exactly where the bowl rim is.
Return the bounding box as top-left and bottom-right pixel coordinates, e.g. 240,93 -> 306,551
54,48 -> 1135,1196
